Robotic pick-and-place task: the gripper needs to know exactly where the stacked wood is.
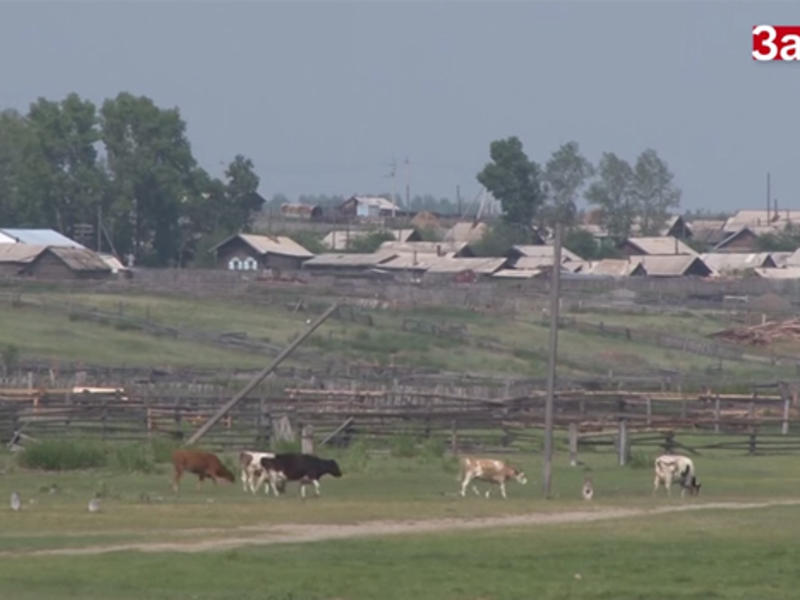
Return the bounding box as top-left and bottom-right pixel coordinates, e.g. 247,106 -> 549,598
710,318 -> 800,346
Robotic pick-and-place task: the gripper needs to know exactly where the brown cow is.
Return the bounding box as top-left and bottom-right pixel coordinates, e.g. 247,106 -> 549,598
172,449 -> 235,493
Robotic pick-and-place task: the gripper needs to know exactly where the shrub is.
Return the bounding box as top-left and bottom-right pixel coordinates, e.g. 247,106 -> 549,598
150,437 -> 180,463
111,443 -> 156,473
340,439 -> 370,473
18,439 -> 107,470
627,451 -> 653,469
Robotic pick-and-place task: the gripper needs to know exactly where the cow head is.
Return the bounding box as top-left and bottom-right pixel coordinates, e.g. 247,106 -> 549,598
511,467 -> 528,485
327,459 -> 343,478
217,463 -> 236,483
687,476 -> 701,496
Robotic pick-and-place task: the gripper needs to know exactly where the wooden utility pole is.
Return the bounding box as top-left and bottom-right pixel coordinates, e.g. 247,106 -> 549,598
185,303 -> 339,446
543,222 -> 563,498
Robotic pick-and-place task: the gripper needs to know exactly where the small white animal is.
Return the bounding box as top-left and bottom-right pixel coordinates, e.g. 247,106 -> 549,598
88,498 -> 101,513
10,491 -> 21,511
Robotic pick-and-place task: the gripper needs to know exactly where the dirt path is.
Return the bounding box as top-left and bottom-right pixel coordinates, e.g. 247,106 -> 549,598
6,500 -> 799,557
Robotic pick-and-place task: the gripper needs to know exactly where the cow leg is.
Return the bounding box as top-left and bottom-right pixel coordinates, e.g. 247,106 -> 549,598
472,484 -> 481,497
313,479 -> 321,496
500,481 -> 507,499
253,470 -> 268,495
300,482 -> 307,499
241,469 -> 249,492
460,473 -> 474,497
172,465 -> 183,493
653,475 -> 661,495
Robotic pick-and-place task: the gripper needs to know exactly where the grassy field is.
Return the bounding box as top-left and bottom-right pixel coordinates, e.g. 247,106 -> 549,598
1,445 -> 799,599
0,286 -> 794,382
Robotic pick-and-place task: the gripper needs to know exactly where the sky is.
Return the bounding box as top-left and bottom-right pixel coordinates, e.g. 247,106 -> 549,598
1,1 -> 798,213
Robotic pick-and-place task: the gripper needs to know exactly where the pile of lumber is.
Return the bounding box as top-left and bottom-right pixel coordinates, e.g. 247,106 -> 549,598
710,318 -> 800,345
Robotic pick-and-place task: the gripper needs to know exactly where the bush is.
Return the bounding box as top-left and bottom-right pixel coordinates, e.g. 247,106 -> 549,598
627,451 -> 653,469
18,439 -> 107,470
340,439 -> 371,473
150,437 -> 180,463
111,443 -> 156,473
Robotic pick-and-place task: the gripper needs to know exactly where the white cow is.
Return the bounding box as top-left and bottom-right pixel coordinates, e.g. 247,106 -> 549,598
459,456 -> 527,499
653,454 -> 701,497
239,451 -> 280,494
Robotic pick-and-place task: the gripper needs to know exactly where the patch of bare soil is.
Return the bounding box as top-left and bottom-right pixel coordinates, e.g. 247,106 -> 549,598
4,500 -> 798,557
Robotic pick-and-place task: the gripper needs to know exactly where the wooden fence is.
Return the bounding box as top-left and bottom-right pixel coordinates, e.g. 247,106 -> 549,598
3,383 -> 800,458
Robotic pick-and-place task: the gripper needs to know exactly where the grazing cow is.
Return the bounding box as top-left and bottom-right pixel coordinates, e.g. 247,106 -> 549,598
239,450 -> 280,495
459,456 -> 528,499
260,453 -> 342,498
653,454 -> 701,497
171,449 -> 235,493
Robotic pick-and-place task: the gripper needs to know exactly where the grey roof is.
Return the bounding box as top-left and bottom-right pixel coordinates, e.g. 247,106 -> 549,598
754,267 -> 800,279
0,229 -> 84,248
0,244 -> 46,263
587,258 -> 643,277
303,252 -> 397,268
623,236 -> 696,255
425,257 -> 506,275
444,221 -> 488,243
510,244 -> 583,262
379,240 -> 469,255
492,268 -> 543,279
321,228 -> 416,251
637,255 -> 712,276
700,252 -> 774,273
44,247 -> 111,272
212,234 -> 313,258
379,252 -> 457,270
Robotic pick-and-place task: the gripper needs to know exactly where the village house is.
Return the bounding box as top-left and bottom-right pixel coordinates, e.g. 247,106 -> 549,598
338,196 -> 401,220
321,228 -> 420,251
0,244 -> 111,279
618,236 -> 697,256
211,233 -> 313,271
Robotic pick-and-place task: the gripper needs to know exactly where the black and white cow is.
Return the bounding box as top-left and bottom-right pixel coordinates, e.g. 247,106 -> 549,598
260,453 -> 342,498
653,454 -> 701,497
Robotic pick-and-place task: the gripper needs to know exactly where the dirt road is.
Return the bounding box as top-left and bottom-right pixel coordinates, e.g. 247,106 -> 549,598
6,499 -> 798,557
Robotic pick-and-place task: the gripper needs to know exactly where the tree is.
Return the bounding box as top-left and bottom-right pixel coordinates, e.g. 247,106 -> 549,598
0,109 -> 30,224
477,137 -> 544,232
631,149 -> 681,236
470,221 -> 531,257
21,95 -> 106,235
585,152 -> 637,239
223,154 -> 262,231
101,92 -> 197,265
542,141 -> 593,225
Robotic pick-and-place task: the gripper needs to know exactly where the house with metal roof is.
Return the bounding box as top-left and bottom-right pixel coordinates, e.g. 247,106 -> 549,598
0,228 -> 85,248
338,196 -> 401,220
211,233 -> 314,271
0,244 -> 111,279
700,252 -> 776,275
635,254 -> 713,277
618,236 -> 697,256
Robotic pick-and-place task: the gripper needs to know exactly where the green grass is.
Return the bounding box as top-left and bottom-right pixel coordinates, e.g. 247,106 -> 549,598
1,447 -> 800,598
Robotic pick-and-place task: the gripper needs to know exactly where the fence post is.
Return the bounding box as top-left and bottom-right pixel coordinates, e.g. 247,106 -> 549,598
714,393 -> 721,434
749,431 -> 757,455
779,382 -> 790,436
450,420 -> 458,454
569,422 -> 578,467
301,424 -> 314,454
617,419 -> 628,467
645,397 -> 652,427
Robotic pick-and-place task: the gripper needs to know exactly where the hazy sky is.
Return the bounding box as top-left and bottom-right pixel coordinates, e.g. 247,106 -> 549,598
1,1 -> 798,212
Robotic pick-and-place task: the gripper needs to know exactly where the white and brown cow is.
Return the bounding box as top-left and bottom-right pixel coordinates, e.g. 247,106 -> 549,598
653,454 -> 701,497
239,450 -> 279,494
459,456 -> 527,499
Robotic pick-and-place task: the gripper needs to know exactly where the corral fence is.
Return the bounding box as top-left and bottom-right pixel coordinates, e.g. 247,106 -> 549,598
3,381 -> 800,461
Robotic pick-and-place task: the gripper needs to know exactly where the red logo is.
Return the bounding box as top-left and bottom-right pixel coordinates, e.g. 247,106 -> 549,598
753,25 -> 800,61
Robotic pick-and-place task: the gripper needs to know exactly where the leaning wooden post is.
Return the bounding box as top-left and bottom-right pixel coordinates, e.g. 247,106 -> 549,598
301,424 -> 314,454
617,419 -> 628,467
568,422 -> 578,467
185,303 -> 339,446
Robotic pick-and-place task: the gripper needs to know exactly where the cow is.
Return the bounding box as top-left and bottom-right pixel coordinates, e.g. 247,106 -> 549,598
459,456 -> 528,499
171,449 -> 235,493
653,454 -> 701,497
260,453 -> 342,498
238,450 -> 282,495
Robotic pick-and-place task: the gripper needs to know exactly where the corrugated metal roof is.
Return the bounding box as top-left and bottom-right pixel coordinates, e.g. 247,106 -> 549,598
213,234 -> 313,258
510,245 -> 583,262
701,252 -> 773,272
45,247 -> 111,272
379,252 -> 457,270
303,252 -> 397,268
624,236 -> 696,256
321,229 -> 416,251
0,229 -> 84,248
351,196 -> 399,210
379,240 -> 469,256
0,244 -> 45,263
587,258 -> 642,277
492,268 -> 543,279
637,255 -> 712,276
754,267 -> 800,279
425,257 -> 506,274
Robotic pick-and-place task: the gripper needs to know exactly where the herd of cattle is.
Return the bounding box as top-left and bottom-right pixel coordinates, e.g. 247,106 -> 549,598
171,449 -> 702,499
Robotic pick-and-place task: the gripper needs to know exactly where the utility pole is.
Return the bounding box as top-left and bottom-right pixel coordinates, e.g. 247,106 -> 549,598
456,185 -> 462,217
543,222 -> 563,498
766,172 -> 771,222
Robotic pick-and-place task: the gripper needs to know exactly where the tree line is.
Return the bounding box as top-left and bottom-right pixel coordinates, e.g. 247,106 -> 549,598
0,92 -> 263,266
475,137 -> 682,257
